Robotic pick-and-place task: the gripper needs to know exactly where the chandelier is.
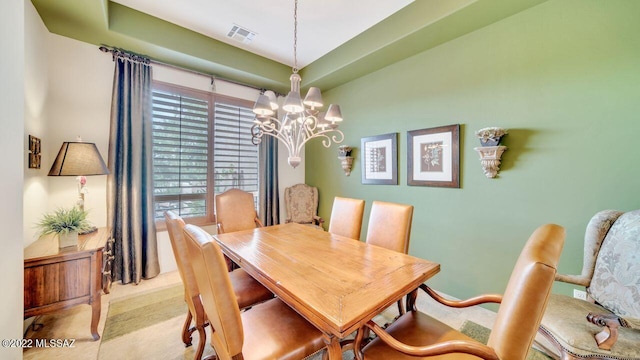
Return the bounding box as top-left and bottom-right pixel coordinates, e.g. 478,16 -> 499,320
251,0 -> 344,168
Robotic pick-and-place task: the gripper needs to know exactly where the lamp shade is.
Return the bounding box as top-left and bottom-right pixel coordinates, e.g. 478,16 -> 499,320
324,104 -> 343,123
48,142 -> 109,176
253,94 -> 275,117
282,90 -> 304,113
264,90 -> 279,111
303,87 -> 323,108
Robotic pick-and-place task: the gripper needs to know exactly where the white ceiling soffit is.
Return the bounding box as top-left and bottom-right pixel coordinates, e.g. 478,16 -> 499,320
111,0 -> 415,69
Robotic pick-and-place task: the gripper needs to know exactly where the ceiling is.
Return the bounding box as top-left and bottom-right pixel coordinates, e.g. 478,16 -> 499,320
31,0 -> 549,92
111,0 -> 414,69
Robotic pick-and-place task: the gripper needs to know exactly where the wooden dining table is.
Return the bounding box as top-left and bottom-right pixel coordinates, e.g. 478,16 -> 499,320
212,223 -> 440,359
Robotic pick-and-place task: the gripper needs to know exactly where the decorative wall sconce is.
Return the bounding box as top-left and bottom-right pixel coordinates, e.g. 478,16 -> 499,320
474,127 -> 508,178
338,145 -> 354,176
474,146 -> 507,178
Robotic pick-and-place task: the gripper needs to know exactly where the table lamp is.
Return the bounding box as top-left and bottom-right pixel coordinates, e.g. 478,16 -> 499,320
48,138 -> 109,232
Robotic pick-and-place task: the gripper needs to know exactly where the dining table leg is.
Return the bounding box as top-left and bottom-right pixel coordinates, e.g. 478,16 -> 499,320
324,334 -> 342,359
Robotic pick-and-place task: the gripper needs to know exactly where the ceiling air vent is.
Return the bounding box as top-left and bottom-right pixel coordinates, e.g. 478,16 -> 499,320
227,24 -> 256,44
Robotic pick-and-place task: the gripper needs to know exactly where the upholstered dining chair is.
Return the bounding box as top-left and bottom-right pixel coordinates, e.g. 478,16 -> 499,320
284,183 -> 324,229
354,224 -> 566,360
164,211 -> 273,360
365,201 -> 414,253
183,223 -> 328,360
328,196 -> 365,240
537,209 -> 640,360
215,188 -> 263,234
215,188 -> 264,271
366,201 -> 414,315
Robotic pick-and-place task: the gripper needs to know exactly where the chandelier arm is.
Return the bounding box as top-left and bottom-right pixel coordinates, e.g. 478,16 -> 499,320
291,124 -> 305,159
330,129 -> 345,144
316,129 -> 345,148
257,129 -> 296,156
254,117 -> 299,155
250,124 -> 264,145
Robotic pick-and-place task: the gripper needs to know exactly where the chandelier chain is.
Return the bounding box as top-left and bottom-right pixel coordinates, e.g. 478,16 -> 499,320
251,0 -> 344,169
293,0 -> 298,73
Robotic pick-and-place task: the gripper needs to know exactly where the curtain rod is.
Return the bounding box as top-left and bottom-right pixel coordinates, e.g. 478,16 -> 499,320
98,45 -> 269,93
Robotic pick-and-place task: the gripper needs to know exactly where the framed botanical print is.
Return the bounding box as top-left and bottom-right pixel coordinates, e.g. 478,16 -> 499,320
361,133 -> 398,185
407,124 -> 460,188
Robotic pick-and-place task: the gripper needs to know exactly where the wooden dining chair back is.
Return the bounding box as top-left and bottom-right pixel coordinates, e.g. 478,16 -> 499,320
183,224 -> 327,360
328,197 -> 365,240
164,211 -> 206,358
365,201 -> 413,254
355,224 -> 566,360
215,188 -> 263,234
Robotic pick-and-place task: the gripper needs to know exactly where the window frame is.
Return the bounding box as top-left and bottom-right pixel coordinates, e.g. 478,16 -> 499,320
151,81 -> 258,230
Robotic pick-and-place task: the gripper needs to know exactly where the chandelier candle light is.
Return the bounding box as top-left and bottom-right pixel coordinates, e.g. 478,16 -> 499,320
251,0 -> 344,168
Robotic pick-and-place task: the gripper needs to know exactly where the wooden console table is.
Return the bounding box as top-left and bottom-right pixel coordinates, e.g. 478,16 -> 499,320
24,227 -> 114,340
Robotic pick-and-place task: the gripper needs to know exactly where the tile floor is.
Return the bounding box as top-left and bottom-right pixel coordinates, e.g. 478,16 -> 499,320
22,270 -> 554,359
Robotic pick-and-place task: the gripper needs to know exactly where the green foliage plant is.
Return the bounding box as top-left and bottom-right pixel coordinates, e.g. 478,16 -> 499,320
37,207 -> 92,236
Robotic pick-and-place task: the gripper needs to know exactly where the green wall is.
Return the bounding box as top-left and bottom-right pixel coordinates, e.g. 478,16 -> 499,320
306,0 -> 640,300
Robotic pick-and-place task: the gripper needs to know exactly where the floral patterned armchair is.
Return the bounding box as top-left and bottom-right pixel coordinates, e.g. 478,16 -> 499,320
284,184 -> 324,229
537,209 -> 640,360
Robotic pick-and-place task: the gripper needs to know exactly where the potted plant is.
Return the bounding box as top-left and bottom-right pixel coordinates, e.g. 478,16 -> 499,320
475,127 -> 508,146
37,207 -> 92,248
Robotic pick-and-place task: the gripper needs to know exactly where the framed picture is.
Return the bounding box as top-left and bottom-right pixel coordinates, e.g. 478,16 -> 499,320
28,135 -> 41,169
407,124 -> 460,188
361,133 -> 398,185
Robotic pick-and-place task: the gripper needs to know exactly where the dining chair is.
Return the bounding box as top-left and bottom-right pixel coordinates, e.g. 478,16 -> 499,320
183,223 -> 328,360
284,183 -> 324,229
215,188 -> 264,271
366,201 -> 414,315
353,223 -> 566,360
328,196 -> 365,240
365,201 -> 413,253
215,188 -> 263,234
164,211 -> 273,360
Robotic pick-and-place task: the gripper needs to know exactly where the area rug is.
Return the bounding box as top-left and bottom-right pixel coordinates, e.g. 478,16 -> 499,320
460,320 -> 553,360
101,284 -> 186,342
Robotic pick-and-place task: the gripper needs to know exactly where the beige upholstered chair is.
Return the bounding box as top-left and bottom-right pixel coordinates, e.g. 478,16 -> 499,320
537,209 -> 640,360
328,197 -> 365,240
164,211 -> 273,360
215,188 -> 264,271
284,183 -> 324,229
354,224 -> 566,360
182,224 -> 327,360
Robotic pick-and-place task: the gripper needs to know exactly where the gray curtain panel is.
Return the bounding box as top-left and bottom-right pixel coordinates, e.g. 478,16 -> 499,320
107,53 -> 160,284
259,136 -> 279,226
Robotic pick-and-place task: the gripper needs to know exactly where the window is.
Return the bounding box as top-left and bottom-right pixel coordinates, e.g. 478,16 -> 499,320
151,82 -> 258,224
213,101 -> 259,198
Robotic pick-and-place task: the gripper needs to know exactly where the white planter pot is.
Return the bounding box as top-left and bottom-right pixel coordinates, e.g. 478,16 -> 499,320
59,231 -> 79,249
